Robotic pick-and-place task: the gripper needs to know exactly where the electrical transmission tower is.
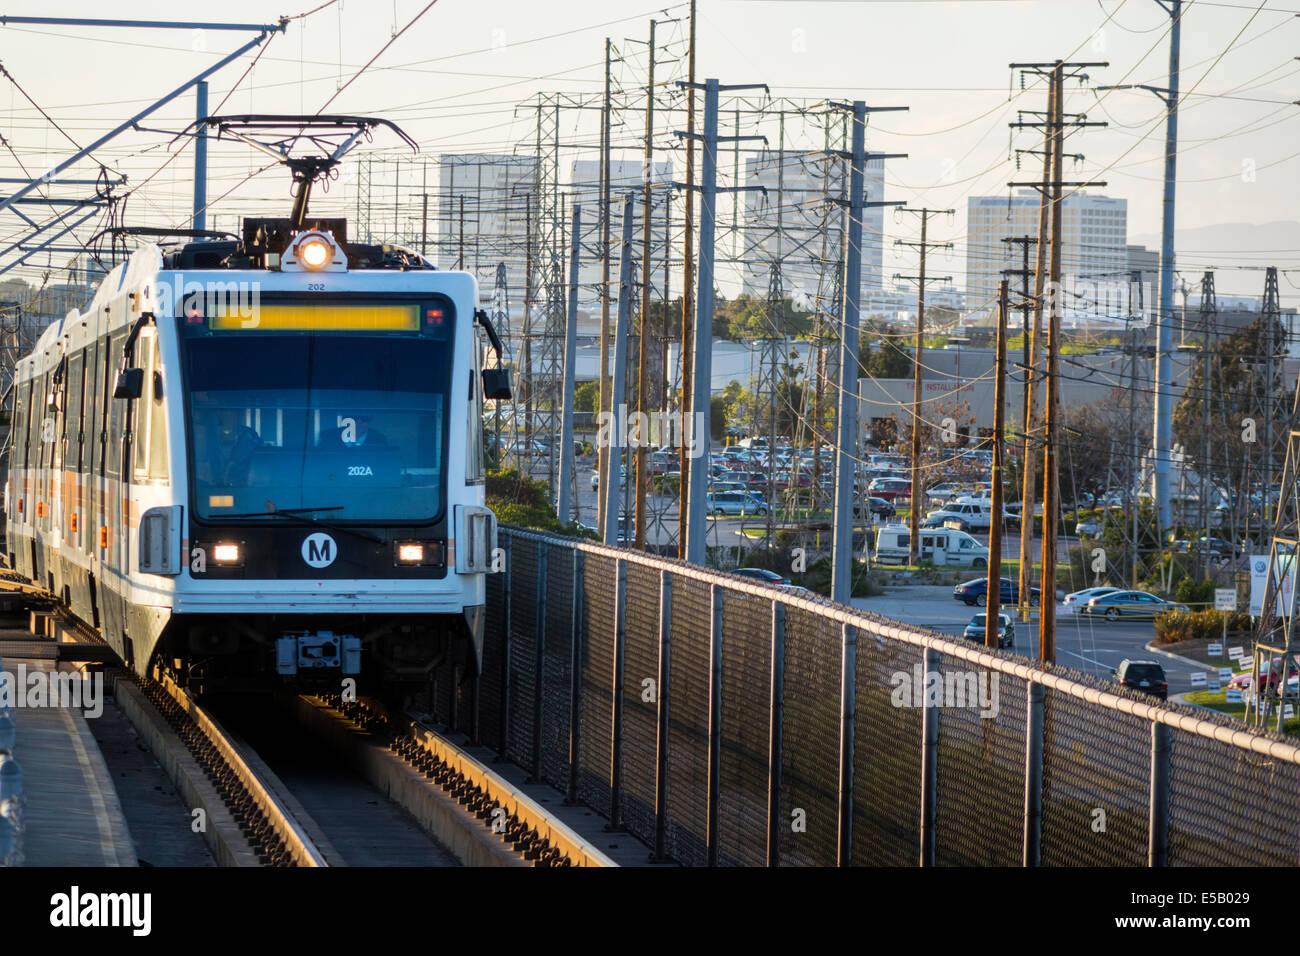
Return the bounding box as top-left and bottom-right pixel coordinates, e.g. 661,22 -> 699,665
760,262 -> 784,548
1249,356 -> 1300,732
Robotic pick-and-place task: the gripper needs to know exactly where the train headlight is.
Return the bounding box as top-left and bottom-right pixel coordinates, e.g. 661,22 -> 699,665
298,237 -> 331,269
212,543 -> 242,565
395,540 -> 443,567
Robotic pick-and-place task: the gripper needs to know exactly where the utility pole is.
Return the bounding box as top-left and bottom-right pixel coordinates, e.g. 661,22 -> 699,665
558,203 -> 581,524
521,194 -> 534,462
678,77 -> 768,566
678,0 -> 696,558
1039,64 -> 1066,664
458,195 -> 465,269
635,19 -> 656,550
894,208 -> 953,567
603,195 -> 637,546
831,101 -> 906,601
598,37 -> 613,537
987,280 -> 1010,649
193,80 -> 208,231
420,192 -> 428,258
1010,58 -> 1107,648
1198,270 -> 1216,578
1099,1 -> 1181,531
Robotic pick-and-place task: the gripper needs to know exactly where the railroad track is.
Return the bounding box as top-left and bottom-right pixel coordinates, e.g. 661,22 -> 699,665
315,693 -> 616,867
1,575 -> 614,867
117,667 -> 328,867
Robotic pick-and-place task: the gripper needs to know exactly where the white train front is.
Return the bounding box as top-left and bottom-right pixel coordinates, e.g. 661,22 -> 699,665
4,222 -> 502,695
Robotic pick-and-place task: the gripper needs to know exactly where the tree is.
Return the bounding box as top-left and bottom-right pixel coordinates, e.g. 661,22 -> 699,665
574,380 -> 600,414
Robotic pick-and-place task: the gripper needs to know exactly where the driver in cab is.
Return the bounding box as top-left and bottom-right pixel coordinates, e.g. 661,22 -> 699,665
319,413 -> 388,450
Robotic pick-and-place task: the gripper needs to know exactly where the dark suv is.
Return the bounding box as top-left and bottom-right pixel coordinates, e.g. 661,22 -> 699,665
1114,659 -> 1168,700
952,576 -> 1041,608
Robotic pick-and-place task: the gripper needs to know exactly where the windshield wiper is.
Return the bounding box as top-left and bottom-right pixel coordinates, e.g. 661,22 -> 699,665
218,506 -> 383,544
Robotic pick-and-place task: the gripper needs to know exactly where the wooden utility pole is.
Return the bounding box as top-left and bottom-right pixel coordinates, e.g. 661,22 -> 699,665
677,0 -> 696,558
1038,63 -> 1065,665
634,19 -> 656,549
894,208 -> 953,566
987,279 -> 1009,649
1016,91 -> 1053,623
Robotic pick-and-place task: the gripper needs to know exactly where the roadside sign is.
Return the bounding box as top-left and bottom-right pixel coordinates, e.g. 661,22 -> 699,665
1189,672 -> 1207,687
1226,687 -> 1244,704
1208,677 -> 1221,691
1215,588 -> 1237,612
1285,704 -> 1296,719
1228,646 -> 1245,661
1218,667 -> 1234,682
1207,642 -> 1223,656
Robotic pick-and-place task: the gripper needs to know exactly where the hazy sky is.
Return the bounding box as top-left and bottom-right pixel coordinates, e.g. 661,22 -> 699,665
1,0 -> 1296,301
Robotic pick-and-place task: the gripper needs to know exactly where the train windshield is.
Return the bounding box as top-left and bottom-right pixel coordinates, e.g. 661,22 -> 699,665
183,331 -> 450,523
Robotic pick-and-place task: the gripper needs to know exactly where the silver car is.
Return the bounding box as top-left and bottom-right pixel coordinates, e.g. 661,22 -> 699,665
1081,590 -> 1189,621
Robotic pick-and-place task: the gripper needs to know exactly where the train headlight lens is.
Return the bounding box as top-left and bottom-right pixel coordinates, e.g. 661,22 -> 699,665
396,542 -> 424,564
213,543 -> 241,564
298,237 -> 331,269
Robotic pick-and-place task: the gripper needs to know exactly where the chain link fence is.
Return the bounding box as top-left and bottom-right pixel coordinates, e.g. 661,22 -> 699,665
453,526 -> 1300,867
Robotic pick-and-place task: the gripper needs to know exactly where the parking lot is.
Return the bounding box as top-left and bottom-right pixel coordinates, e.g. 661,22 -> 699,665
853,585 -> 1202,695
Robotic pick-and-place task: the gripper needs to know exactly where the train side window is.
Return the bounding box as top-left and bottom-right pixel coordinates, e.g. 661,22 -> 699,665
12,380 -> 26,471
147,336 -> 168,481
133,330 -> 153,479
466,327 -> 485,484
106,331 -> 125,479
67,352 -> 84,472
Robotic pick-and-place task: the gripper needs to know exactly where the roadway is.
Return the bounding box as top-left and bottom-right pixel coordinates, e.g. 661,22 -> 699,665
854,585 -> 1204,696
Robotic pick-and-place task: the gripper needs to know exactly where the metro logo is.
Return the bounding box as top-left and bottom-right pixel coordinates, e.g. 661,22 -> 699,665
301,532 -> 338,569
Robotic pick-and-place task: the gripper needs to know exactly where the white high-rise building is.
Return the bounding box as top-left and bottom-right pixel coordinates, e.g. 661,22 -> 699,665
568,159 -> 674,319
965,192 -> 1128,320
437,153 -> 539,295
739,150 -> 885,305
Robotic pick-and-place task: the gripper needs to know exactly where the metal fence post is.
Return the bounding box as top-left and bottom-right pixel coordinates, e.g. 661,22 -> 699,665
566,549 -> 583,805
532,541 -> 547,782
1148,721 -> 1172,867
706,583 -> 723,866
766,600 -> 785,868
653,569 -> 672,861
837,623 -> 857,866
919,646 -> 939,867
499,534 -> 513,762
608,557 -> 627,830
1023,681 -> 1044,867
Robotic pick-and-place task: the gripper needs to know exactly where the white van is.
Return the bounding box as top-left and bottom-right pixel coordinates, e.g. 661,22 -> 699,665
944,500 -> 993,531
874,525 -> 990,568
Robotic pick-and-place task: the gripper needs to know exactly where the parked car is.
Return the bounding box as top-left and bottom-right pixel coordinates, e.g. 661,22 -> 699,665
953,576 -> 1041,608
1081,590 -> 1189,620
590,465 -> 627,489
733,567 -> 790,586
705,491 -> 768,516
963,612 -> 1015,649
1113,659 -> 1168,700
1063,586 -> 1122,612
1075,518 -> 1101,538
925,482 -> 962,503
868,477 -> 912,501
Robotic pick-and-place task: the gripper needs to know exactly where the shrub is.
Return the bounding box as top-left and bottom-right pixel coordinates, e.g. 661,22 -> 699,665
1154,609 -> 1252,645
1173,576 -> 1216,608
